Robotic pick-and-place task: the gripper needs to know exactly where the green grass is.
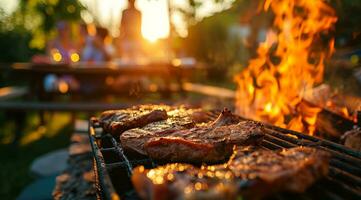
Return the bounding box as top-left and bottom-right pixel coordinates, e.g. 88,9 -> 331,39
0,113 -> 72,200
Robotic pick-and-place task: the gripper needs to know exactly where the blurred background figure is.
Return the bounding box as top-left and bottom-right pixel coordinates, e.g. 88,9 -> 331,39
118,0 -> 144,60
47,21 -> 79,63
43,21 -> 80,92
100,27 -> 116,60
82,24 -> 114,63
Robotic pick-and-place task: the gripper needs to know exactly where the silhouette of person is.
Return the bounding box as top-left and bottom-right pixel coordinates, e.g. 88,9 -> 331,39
82,25 -> 113,63
118,0 -> 143,59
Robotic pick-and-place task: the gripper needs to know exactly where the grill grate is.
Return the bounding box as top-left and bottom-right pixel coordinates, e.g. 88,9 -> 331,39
88,112 -> 361,200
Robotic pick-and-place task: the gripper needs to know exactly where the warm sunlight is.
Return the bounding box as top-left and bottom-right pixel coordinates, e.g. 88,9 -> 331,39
1,0 -> 231,41
137,0 -> 170,42
79,0 -> 170,42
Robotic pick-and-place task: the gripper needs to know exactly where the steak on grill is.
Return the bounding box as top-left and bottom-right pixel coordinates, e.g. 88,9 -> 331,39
99,105 -> 207,136
120,108 -> 243,154
229,146 -> 330,198
144,121 -> 265,163
209,108 -> 243,127
132,147 -> 330,200
99,105 -> 168,136
120,108 -> 263,163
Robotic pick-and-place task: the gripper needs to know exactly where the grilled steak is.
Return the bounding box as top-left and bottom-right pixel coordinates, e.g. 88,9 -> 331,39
118,106 -> 220,156
209,108 -> 243,127
132,147 -> 330,200
99,105 -> 168,136
144,121 -> 265,163
229,146 -> 330,198
120,108 -> 261,163
99,105 -> 207,136
132,163 -> 238,200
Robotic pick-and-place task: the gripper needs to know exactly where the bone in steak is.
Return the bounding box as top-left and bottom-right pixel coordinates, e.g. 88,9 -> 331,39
209,108 -> 243,127
132,147 -> 330,200
342,126 -> 361,151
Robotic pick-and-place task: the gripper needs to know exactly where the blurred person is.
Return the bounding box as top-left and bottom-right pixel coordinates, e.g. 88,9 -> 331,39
47,21 -> 79,63
98,27 -> 116,60
32,21 -> 77,64
118,0 -> 144,60
79,25 -> 117,94
43,21 -> 80,92
82,24 -> 114,63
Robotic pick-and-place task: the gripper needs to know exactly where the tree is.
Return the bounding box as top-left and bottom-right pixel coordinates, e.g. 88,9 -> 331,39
16,0 -> 84,49
330,0 -> 361,48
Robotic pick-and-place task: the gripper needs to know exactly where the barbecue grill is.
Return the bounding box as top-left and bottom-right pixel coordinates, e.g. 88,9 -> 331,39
88,111 -> 361,200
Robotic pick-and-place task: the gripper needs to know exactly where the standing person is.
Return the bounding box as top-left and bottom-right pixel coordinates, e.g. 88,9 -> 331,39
118,0 -> 143,60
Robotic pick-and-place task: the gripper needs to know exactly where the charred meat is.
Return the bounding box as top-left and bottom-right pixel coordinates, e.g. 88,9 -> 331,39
144,121 -> 265,163
132,163 -> 238,200
120,109 -> 262,163
209,108 -> 243,127
229,146 -> 330,198
132,147 -> 330,200
99,105 -> 168,136
99,105 -> 208,136
342,126 -> 361,151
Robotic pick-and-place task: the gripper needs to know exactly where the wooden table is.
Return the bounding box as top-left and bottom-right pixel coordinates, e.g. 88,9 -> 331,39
9,60 -> 199,100
1,60 -> 200,133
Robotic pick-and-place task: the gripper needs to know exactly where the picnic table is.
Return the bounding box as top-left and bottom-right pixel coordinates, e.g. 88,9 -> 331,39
9,59 -> 199,100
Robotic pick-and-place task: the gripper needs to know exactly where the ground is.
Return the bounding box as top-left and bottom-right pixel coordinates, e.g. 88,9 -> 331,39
0,113 -> 72,199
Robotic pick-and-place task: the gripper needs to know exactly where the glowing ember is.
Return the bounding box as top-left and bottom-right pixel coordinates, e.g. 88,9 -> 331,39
234,0 -> 337,134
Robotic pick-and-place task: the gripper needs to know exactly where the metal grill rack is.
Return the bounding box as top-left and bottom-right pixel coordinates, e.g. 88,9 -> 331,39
88,112 -> 361,200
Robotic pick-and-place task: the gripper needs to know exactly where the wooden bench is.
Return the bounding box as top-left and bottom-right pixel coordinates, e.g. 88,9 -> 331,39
0,86 -> 134,144
0,86 -> 29,145
0,86 -> 28,101
182,82 -> 235,99
0,101 -> 131,112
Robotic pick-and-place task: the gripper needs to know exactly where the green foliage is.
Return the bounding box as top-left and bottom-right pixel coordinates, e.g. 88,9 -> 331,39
330,0 -> 361,47
0,9 -> 42,62
16,0 -> 84,49
175,0 -> 231,27
182,0 -> 361,82
0,31 -> 36,62
0,0 -> 85,61
183,3 -> 248,80
0,113 -> 71,199
31,0 -> 84,32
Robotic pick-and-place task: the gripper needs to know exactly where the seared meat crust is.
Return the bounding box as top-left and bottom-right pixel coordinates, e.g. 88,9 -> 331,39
120,109 -> 263,163
132,147 -> 330,200
144,121 -> 265,163
99,105 -> 207,136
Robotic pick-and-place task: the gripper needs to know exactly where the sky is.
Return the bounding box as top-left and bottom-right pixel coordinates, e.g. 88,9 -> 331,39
79,0 -> 171,41
0,0 -> 233,41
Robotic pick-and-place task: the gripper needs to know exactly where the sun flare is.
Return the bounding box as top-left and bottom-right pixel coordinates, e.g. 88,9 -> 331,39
137,1 -> 170,42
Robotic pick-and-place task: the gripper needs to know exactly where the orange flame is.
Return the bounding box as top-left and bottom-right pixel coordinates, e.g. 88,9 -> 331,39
234,0 -> 337,135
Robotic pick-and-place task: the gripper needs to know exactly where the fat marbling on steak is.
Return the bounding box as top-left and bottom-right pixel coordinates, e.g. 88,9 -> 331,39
132,147 -> 330,200
120,109 -> 264,163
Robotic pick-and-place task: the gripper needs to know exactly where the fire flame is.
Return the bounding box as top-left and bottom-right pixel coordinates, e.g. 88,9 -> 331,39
234,0 -> 337,135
